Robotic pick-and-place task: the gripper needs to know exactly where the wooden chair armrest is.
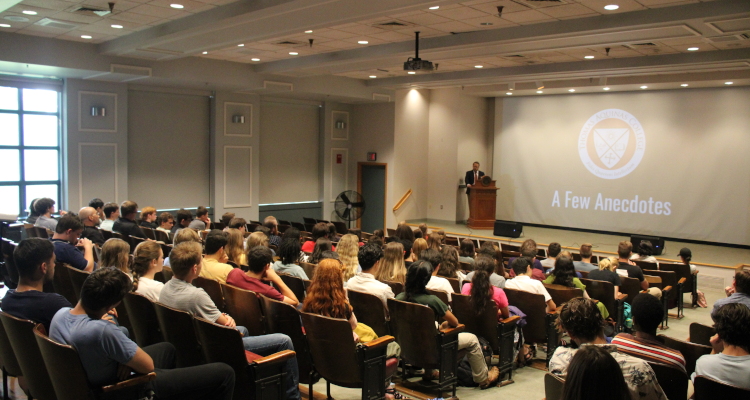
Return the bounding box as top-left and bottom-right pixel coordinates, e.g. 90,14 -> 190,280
662,285 -> 672,293
101,372 -> 156,393
640,290 -> 649,293
361,335 -> 395,350
617,294 -> 628,301
678,278 -> 686,285
251,350 -> 296,366
592,299 -> 599,304
499,315 -> 521,325
549,305 -> 563,315
439,324 -> 465,336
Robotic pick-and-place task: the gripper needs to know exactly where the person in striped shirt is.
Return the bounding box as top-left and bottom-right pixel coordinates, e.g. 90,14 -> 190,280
612,294 -> 686,372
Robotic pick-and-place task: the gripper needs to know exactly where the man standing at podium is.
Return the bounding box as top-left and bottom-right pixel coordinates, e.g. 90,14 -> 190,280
465,161 -> 485,201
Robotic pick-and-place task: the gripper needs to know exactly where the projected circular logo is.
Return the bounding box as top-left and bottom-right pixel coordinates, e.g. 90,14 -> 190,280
578,109 -> 646,180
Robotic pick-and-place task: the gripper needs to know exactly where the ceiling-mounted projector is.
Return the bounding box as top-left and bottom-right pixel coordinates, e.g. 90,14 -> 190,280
404,31 -> 433,72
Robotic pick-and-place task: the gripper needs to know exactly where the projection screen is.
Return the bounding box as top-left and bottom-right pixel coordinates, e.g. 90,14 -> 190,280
494,87 -> 750,246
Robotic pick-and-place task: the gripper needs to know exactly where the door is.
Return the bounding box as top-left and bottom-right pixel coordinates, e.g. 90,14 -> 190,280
358,163 -> 386,233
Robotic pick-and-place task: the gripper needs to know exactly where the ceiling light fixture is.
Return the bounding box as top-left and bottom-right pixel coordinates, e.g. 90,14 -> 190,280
0,24 -> 10,28
568,89 -> 575,92
289,52 -> 298,55
536,90 -> 543,94
475,65 -> 483,68
81,35 -> 92,39
358,40 -> 368,44
22,10 -> 37,15
251,58 -> 260,61
480,22 -> 493,26
369,75 -> 376,78
408,71 -> 416,75
170,4 -> 184,8
202,51 -> 207,54
536,81 -> 544,90
585,55 -> 595,59
305,30 -> 313,33
681,84 -> 688,87
237,43 -> 244,47
111,24 -> 123,29
687,47 -> 699,51
640,85 -> 648,89
604,5 -> 619,10
429,6 -> 439,10
506,92 -> 512,95
725,81 -> 733,85
603,87 -> 610,91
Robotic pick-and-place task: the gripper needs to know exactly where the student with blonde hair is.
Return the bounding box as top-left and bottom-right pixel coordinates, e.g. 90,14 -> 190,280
375,241 -> 406,284
164,228 -> 201,267
411,238 -> 428,261
131,241 -> 165,302
336,234 -> 360,282
589,257 -> 623,299
224,228 -> 246,265
100,238 -> 131,276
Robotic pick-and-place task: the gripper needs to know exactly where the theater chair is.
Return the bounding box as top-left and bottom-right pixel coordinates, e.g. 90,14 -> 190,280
122,292 -> 163,347
347,290 -> 390,337
0,313 -> 57,400
301,312 -> 396,400
504,288 -> 559,367
648,362 -> 688,400
193,317 -> 296,400
451,294 -> 520,384
0,313 -> 30,400
688,323 -> 715,347
657,335 -> 711,376
544,373 -> 564,400
643,269 -> 681,328
659,263 -> 697,308
220,283 -> 266,337
154,303 -> 205,368
580,278 -> 627,333
542,284 -> 583,306
277,273 -> 306,304
154,265 -> 173,284
34,325 -> 156,400
387,298 -> 463,399
693,375 -> 750,399
52,262 -> 78,305
192,276 -> 226,313
384,281 -> 403,297
620,276 -> 648,307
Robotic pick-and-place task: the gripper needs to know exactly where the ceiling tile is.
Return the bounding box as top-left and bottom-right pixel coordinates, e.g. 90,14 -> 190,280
469,1 -> 533,15
636,0 -> 698,6
8,4 -> 56,17
394,12 -> 453,26
19,0 -> 73,12
431,6 -> 488,21
18,28 -> 60,37
314,29 -> 358,40
658,37 -> 706,46
128,3 -> 183,18
537,54 -> 579,63
577,0 -> 646,14
245,43 -> 286,51
501,9 -> 554,24
334,23 -> 385,35
112,11 -> 162,24
462,16 -> 517,29
47,10 -> 101,24
388,10 -> 425,18
366,30 -> 412,42
146,0 -> 212,11
319,40 -> 359,50
539,4 -> 599,19
429,20 -> 479,33
394,26 -> 445,38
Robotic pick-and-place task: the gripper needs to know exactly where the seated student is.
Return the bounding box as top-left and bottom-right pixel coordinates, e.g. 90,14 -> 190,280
248,230 -> 277,257
25,198 -> 41,225
465,251 -> 506,289
541,242 -> 561,270
221,212 -> 235,231
612,294 -> 686,372
371,229 -> 385,242
224,228 -> 246,266
156,212 -> 174,234
303,260 -> 361,342
617,241 -> 661,299
112,201 -> 147,239
227,217 -> 247,233
396,260 -> 500,388
3,238 -> 72,332
418,223 -> 428,239
508,239 -> 545,273
712,269 -> 750,319
281,227 -> 309,264
301,223 -> 331,253
440,245 -> 466,282
227,246 -> 298,306
561,345 -> 630,400
164,228 -> 202,267
678,247 -> 699,275
549,298 -> 666,400
100,238 -> 131,277
51,268 -> 236,399
89,198 -> 105,221
99,202 -> 119,232
199,230 -> 234,284
413,229 -> 423,240
160,242 -> 301,400
588,257 -> 623,299
34,197 -> 59,231
573,243 -> 598,273
188,206 -> 210,230
347,228 -> 364,247
138,206 -> 158,230
130,241 -> 165,302
336,234 -> 360,282
425,234 -> 441,252
505,257 -> 556,313
421,249 -> 455,302
273,237 -> 308,279
347,242 -> 394,307
461,257 -> 509,319
263,216 -> 282,247
171,209 -> 194,235
693,303 -> 750,389
374,241 -> 407,284
79,206 -> 105,246
543,256 -> 609,319
411,238 -> 427,262
309,237 -> 332,265
51,214 -> 95,272
630,241 -> 657,263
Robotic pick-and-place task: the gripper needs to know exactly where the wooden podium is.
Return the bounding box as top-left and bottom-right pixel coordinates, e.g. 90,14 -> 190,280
467,176 -> 498,230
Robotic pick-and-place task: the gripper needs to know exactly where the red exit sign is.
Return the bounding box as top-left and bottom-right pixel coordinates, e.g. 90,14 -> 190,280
367,152 -> 377,161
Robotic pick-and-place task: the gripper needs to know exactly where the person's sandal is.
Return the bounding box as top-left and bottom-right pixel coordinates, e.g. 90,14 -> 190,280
386,388 -> 410,400
479,366 -> 500,389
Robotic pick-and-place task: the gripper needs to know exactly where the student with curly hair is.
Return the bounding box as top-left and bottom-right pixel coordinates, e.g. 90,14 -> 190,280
302,259 -> 360,341
273,236 -> 308,279
693,303 -> 750,389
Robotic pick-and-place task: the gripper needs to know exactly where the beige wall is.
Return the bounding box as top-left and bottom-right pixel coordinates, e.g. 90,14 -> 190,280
393,89 -> 430,224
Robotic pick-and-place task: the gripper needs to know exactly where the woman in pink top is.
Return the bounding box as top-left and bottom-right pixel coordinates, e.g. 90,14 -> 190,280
461,257 -> 509,320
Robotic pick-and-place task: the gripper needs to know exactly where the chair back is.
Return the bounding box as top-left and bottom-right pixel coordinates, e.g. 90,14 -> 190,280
25,224 -> 38,238
101,229 -> 113,241
0,313 -> 57,400
291,222 -> 306,231
658,335 -> 711,375
689,323 -> 715,346
303,217 -> 317,225
301,312 -> 361,386
386,228 -> 396,237
160,243 -> 172,258
643,269 -> 679,309
36,227 -> 50,239
65,264 -> 90,300
447,278 -> 461,293
154,229 -> 170,243
33,325 -> 93,400
192,276 -> 226,312
648,362 -> 688,400
444,236 -> 459,247
52,262 -> 78,305
221,283 -> 266,336
693,375 -> 750,399
259,295 -> 316,384
301,262 -> 317,279
659,262 -> 693,295
620,276 -> 643,306
193,317 -> 254,399
387,298 -> 440,368
154,265 -> 173,283
426,289 -> 450,306
458,261 -> 473,272
544,373 -> 564,400
384,281 -> 403,296
580,278 -> 616,316
154,302 -> 204,367
635,260 -> 658,270
122,292 -> 163,347
578,270 -> 589,279
504,287 -> 552,344
278,273 -> 306,303
141,227 -> 156,240
451,293 -> 500,352
1,239 -> 19,288
332,222 -> 348,236
347,289 -> 389,337
543,283 -> 583,306
0,313 -> 24,379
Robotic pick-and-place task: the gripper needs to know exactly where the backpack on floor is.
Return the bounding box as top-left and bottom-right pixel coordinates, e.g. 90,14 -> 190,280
456,336 -> 493,387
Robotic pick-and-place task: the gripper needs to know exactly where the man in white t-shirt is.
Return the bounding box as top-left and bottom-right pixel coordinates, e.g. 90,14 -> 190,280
421,249 -> 454,302
346,242 -> 394,308
505,257 -> 556,313
541,242 -> 561,270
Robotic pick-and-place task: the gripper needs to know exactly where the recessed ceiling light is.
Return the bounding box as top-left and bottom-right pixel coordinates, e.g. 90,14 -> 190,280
305,30 -> 313,33
358,40 -> 368,44
480,22 -> 493,26
251,58 -> 260,61
725,81 -> 733,85
429,6 -> 439,10
474,65 -> 483,68
202,51 -> 207,54
289,52 -> 298,55
604,5 -> 619,11
687,47 -> 699,51
568,89 -> 575,92
536,90 -> 543,94
603,87 -> 610,91
506,92 -> 512,95
681,84 -> 688,87
111,24 -> 123,29
0,24 -> 10,28
81,35 -> 92,39
640,85 -> 648,89
22,10 -> 37,15
237,43 -> 244,47
584,55 -> 595,59
408,71 -> 416,75
369,75 -> 377,78
170,4 -> 184,8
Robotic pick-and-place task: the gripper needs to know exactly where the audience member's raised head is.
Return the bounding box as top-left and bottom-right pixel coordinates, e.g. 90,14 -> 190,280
372,229 -> 385,239
246,246 -> 273,273
631,293 -> 664,335
678,247 -> 692,266
377,241 -> 405,283
358,242 -> 383,272
548,242 -> 562,258
103,202 -> 119,220
520,239 -> 538,258
221,212 -> 235,227
173,227 -> 200,246
551,256 -> 576,287
395,224 -> 415,244
714,303 -> 750,353
131,241 -> 162,292
617,241 -> 633,259
246,231 -> 269,250
562,345 -> 630,400
204,230 -> 228,256
310,237 -> 333,264
439,246 -> 459,278
413,229 -> 423,239
255,225 -> 271,239
263,221 -> 277,236
158,212 -> 174,230
400,238 -> 413,260
13,238 -> 55,282
336,234 -> 360,281
55,213 -> 84,236
195,206 -> 208,220
510,256 -> 532,277
733,269 -> 750,294
120,201 -> 139,220
320,250 -> 338,261
139,206 -> 156,224
100,238 -> 131,274
35,197 -> 55,215
263,215 -> 278,227
175,209 -> 193,228
80,268 -> 132,318
426,233 -> 442,251
637,241 -> 654,257
326,223 -> 337,241
79,206 -> 100,227
459,239 -> 475,258
279,237 -> 302,265
470,257 -> 496,316
403,259 -> 433,301
311,222 -> 329,241
435,230 -> 446,242
557,298 -> 606,344
598,257 -> 617,272
475,256 -> 495,275
302,259 -> 347,318
88,198 -> 104,212
420,248 -> 441,273
418,223 -> 428,237
169,241 -> 203,278
580,243 -> 593,259
348,228 -> 362,242
412,238 -> 428,260
228,217 -> 247,231
282,227 -> 301,241
27,198 -> 40,218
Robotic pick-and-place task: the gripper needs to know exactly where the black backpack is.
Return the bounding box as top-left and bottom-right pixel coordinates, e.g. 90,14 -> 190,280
456,336 -> 493,387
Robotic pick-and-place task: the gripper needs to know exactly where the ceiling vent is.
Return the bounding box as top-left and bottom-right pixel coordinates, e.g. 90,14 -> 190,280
504,54 -> 526,58
35,18 -> 77,30
275,40 -> 305,47
373,21 -> 415,30
707,35 -> 747,43
4,15 -> 29,22
631,42 -> 658,46
511,0 -> 568,9
72,6 -> 111,17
